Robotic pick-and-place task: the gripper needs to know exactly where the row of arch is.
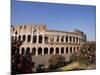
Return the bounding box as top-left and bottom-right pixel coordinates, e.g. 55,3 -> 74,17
15,47 -> 79,55
12,34 -> 80,43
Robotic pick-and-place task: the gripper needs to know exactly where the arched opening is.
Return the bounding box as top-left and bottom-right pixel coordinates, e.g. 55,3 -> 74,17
18,35 -> 21,41
66,37 -> 68,42
61,47 -> 64,54
32,47 -> 36,55
22,35 -> 26,42
74,47 -> 76,52
50,47 -> 54,54
45,36 -> 48,43
38,47 -> 42,55
73,37 -> 75,42
70,37 -> 72,42
57,36 -> 59,42
33,35 -> 37,43
39,35 -> 43,43
16,48 -> 20,54
66,47 -> 68,53
26,47 -> 30,55
21,47 -> 25,55
27,35 -> 31,42
15,31 -> 18,35
56,47 -> 59,54
61,36 -> 64,42
44,47 -> 48,55
70,47 -> 72,53
77,47 -> 79,52
76,37 -> 78,43
15,36 -> 17,40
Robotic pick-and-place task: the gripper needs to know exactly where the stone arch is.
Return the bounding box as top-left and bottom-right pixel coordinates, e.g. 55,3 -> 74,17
44,47 -> 48,55
39,35 -> 43,43
44,36 -> 48,43
73,37 -> 75,42
74,47 -> 76,52
33,35 -> 37,43
57,36 -> 59,42
16,48 -> 20,54
66,37 -> 68,42
26,47 -> 30,54
32,47 -> 36,55
56,47 -> 59,54
18,35 -> 21,41
61,36 -> 64,42
70,47 -> 72,53
21,47 -> 25,55
77,47 -> 79,52
38,47 -> 42,55
22,35 -> 26,41
50,47 -> 54,54
15,36 -> 17,40
61,47 -> 64,54
27,35 -> 31,42
15,31 -> 18,35
66,47 -> 68,53
70,36 -> 72,42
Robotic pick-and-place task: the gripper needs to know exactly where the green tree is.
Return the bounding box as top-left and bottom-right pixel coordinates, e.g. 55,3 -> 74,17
48,54 -> 66,69
70,41 -> 96,65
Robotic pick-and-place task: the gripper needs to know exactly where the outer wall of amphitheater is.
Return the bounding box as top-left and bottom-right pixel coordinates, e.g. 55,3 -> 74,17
11,24 -> 87,68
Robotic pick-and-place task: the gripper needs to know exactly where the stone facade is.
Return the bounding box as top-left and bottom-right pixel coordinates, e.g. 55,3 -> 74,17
11,24 -> 87,68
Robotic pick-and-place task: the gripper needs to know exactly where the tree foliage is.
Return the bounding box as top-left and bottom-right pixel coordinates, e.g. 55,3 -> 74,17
11,38 -> 35,74
48,54 -> 66,69
70,41 -> 96,65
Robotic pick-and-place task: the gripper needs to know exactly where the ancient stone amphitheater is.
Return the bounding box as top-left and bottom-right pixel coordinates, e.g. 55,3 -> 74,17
11,24 -> 87,68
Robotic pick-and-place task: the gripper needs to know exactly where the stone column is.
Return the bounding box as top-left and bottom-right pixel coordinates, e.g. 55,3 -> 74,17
64,36 -> 66,43
35,48 -> 38,56
64,47 -> 66,54
59,47 -> 61,55
25,35 -> 27,43
31,35 -> 33,44
68,36 -> 70,43
59,36 -> 61,43
71,37 -> 73,43
42,48 -> 44,55
43,35 -> 44,44
37,35 -> 39,44
30,47 -> 32,53
54,48 -> 56,54
75,37 -> 76,43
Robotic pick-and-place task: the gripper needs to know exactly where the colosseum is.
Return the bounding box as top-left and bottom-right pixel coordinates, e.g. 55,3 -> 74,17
11,24 -> 87,68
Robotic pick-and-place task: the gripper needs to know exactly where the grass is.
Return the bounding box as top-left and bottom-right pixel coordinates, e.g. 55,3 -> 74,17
57,62 -> 96,71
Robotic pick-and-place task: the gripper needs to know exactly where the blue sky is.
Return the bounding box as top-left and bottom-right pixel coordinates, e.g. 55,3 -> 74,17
11,0 -> 96,41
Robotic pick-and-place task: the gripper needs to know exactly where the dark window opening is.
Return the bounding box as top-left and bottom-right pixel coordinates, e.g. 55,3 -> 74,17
66,47 -> 68,53
56,47 -> 59,54
39,35 -> 42,43
33,35 -> 37,43
50,47 -> 54,54
27,35 -> 31,42
45,36 -> 48,43
22,35 -> 26,41
61,47 -> 64,54
32,47 -> 36,55
70,47 -> 72,53
44,47 -> 48,55
66,37 -> 68,42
